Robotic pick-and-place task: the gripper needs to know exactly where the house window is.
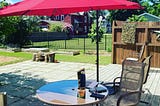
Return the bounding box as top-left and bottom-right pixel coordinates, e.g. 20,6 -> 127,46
84,26 -> 87,33
61,15 -> 64,20
56,16 -> 59,20
84,16 -> 87,23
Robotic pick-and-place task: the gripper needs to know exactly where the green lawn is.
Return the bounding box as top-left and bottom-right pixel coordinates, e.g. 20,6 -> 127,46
0,51 -> 32,66
56,53 -> 111,65
0,50 -> 111,66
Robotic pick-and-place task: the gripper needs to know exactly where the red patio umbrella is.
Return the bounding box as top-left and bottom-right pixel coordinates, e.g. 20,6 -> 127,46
0,0 -> 141,16
0,0 -> 142,82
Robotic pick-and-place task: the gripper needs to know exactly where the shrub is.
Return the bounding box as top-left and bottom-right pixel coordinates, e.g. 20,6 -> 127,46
128,15 -> 148,22
49,23 -> 63,32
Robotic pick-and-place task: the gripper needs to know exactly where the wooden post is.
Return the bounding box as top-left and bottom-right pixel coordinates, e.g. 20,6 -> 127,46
112,21 -> 115,64
32,53 -> 37,61
48,52 -> 55,63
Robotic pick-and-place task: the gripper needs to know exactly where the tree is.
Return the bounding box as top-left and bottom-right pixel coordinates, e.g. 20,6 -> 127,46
7,17 -> 40,47
90,10 -> 108,21
142,0 -> 160,17
88,22 -> 104,42
108,0 -> 145,22
108,0 -> 160,23
0,1 -> 40,47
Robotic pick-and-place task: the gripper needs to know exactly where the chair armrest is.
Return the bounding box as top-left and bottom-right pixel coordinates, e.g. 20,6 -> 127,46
102,77 -> 121,95
103,77 -> 121,86
113,77 -> 121,93
113,77 -> 121,83
117,91 -> 142,106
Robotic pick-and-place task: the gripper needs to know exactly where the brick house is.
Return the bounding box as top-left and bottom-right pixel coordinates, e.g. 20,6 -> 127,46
51,12 -> 93,35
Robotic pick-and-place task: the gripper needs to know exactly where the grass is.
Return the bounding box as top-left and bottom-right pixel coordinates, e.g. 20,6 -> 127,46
0,50 -> 111,66
56,53 -> 111,65
0,34 -> 112,66
0,51 -> 32,66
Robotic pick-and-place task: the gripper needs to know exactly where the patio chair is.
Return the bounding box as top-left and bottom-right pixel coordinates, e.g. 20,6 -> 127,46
0,92 -> 7,106
126,43 -> 146,61
104,59 -> 145,106
142,55 -> 152,84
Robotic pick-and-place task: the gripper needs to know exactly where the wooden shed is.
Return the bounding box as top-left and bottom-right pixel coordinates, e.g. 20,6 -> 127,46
112,21 -> 160,68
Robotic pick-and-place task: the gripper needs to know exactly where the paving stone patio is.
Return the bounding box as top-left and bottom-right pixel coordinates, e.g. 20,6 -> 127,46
0,60 -> 160,106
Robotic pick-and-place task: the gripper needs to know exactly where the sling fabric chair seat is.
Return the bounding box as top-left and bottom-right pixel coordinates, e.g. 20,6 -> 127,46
104,59 -> 145,106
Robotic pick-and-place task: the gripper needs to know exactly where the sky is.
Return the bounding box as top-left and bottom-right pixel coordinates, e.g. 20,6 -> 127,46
10,0 -> 21,3
0,0 -> 21,4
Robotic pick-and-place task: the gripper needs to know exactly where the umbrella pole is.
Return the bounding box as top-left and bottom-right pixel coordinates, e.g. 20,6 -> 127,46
96,10 -> 99,82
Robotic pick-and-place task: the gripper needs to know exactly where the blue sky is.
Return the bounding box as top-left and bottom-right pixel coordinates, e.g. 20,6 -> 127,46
11,0 -> 21,3
0,0 -> 21,4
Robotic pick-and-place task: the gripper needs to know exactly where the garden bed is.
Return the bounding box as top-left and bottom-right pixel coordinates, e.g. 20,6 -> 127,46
22,48 -> 49,53
53,49 -> 80,56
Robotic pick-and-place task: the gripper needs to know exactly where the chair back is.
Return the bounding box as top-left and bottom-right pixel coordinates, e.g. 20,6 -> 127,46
0,92 -> 7,106
142,55 -> 152,84
119,60 -> 145,104
138,43 -> 145,60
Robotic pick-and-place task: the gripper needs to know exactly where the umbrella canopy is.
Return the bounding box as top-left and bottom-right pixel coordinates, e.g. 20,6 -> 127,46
0,0 -> 142,82
0,0 -> 141,16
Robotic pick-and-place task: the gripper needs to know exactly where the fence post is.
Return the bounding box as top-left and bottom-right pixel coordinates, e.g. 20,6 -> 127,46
84,36 -> 86,54
105,34 -> 107,50
65,35 -> 67,49
47,33 -> 49,48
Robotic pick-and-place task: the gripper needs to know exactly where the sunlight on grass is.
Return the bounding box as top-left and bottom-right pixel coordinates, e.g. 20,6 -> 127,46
0,50 -> 111,66
56,53 -> 111,65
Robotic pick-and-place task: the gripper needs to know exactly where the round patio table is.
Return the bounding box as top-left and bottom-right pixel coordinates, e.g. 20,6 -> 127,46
36,80 -> 108,106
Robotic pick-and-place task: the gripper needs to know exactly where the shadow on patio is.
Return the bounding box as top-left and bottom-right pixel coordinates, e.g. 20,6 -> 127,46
0,72 -> 50,106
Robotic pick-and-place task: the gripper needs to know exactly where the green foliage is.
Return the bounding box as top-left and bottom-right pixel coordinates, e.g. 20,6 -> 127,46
108,0 -> 160,22
89,10 -> 108,21
23,16 -> 41,33
142,1 -> 160,17
128,15 -> 148,22
0,1 -> 40,47
88,22 -> 104,42
0,16 -> 19,45
0,16 -> 40,47
108,0 -> 145,22
0,0 -> 9,8
49,23 -> 63,32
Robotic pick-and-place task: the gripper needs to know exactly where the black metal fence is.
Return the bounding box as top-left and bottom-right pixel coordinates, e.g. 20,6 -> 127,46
25,32 -> 112,52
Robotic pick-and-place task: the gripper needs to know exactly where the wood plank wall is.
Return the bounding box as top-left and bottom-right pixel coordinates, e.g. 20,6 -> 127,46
112,21 -> 160,68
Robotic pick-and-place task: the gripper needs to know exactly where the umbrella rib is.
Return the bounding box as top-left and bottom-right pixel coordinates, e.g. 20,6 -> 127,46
52,8 -> 58,16
22,10 -> 30,15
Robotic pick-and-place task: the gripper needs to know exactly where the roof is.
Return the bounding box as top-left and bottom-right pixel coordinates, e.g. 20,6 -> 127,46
70,12 -> 93,17
139,13 -> 160,22
39,20 -> 73,29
